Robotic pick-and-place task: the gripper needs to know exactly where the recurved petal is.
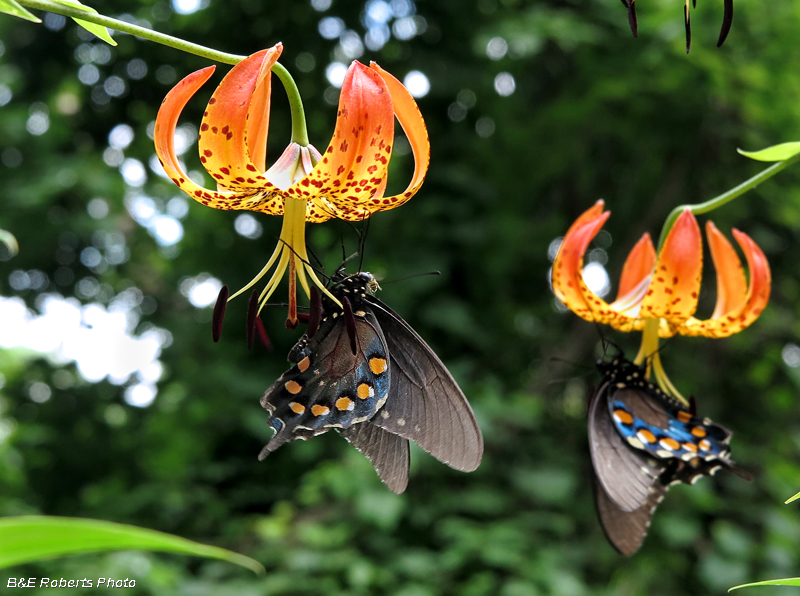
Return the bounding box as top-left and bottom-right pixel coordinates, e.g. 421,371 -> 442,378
616,232 -> 656,300
707,221 -> 747,319
198,46 -> 282,191
680,229 -> 771,338
552,204 -> 627,327
639,209 -> 702,325
365,62 -> 430,214
298,61 -> 395,223
154,64 -> 283,214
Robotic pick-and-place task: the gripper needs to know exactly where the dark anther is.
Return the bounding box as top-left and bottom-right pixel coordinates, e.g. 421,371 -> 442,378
285,317 -> 298,330
297,313 -> 310,324
689,395 -> 697,417
342,296 -> 357,355
307,287 -> 322,338
212,284 -> 229,343
627,0 -> 638,38
717,0 -> 733,47
246,289 -> 259,350
256,317 -> 273,352
684,4 -> 692,54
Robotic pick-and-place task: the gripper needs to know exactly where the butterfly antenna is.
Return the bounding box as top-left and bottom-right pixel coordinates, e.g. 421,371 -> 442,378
357,214 -> 371,274
276,236 -> 333,285
381,271 -> 442,285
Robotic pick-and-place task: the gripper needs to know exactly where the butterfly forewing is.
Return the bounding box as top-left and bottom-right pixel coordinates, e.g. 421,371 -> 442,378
594,476 -> 666,557
589,383 -> 662,512
367,297 -> 484,472
340,420 -> 410,494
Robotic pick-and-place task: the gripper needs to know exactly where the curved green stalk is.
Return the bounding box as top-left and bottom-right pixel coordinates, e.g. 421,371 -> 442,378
14,0 -> 309,145
656,152 -> 800,251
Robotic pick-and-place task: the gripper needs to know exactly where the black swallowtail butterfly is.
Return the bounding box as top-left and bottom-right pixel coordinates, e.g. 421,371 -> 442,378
589,356 -> 750,555
259,270 -> 483,493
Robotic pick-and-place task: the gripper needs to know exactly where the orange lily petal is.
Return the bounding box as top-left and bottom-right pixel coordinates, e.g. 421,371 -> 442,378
552,201 -> 607,318
297,61 -> 395,223
639,209 -> 702,328
616,232 -> 656,300
552,202 -> 635,328
680,229 -> 771,337
706,221 -> 747,319
366,62 -> 430,212
198,46 -> 282,191
154,56 -> 285,215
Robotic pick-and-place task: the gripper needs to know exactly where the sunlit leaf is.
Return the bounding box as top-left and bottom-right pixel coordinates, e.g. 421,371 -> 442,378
729,578 -> 800,591
0,229 -> 18,256
0,516 -> 264,574
50,0 -> 117,46
0,0 -> 41,22
738,142 -> 800,162
785,491 -> 800,504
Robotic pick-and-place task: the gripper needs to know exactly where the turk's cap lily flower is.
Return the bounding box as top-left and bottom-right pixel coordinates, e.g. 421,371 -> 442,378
552,200 -> 771,338
154,43 -> 430,224
154,43 -> 430,327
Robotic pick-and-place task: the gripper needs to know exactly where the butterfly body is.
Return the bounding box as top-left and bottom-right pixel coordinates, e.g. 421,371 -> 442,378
589,356 -> 748,555
260,271 -> 483,493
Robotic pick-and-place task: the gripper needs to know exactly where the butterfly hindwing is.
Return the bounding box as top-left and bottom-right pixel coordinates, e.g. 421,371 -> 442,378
259,307 -> 390,458
367,297 -> 484,473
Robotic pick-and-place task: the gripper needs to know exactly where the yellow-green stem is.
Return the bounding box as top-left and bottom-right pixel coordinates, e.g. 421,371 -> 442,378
656,152 -> 800,251
14,0 -> 309,145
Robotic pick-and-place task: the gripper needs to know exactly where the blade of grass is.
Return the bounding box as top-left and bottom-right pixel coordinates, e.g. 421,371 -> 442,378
0,516 -> 264,574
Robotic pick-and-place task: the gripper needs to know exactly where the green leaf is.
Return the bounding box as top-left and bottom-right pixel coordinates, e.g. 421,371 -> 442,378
50,0 -> 117,46
0,229 -> 18,256
0,0 -> 41,22
785,491 -> 800,504
738,142 -> 800,162
0,516 -> 264,574
729,578 -> 800,591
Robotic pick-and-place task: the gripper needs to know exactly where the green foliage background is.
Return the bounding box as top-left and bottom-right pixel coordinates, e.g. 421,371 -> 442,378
2,0 -> 800,593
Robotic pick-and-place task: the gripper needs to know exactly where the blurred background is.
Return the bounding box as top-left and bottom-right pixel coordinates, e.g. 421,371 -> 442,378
2,0 -> 800,593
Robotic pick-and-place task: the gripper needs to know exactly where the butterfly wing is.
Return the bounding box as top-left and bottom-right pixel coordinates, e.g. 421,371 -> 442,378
593,475 -> 666,556
259,309 -> 391,457
366,297 -> 484,472
588,383 -> 664,512
340,420 -> 410,494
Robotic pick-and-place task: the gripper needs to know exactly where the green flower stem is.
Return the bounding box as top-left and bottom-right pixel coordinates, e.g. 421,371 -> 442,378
14,0 -> 309,146
656,151 -> 800,251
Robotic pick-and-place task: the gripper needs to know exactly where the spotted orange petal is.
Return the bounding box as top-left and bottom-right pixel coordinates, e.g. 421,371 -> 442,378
297,61 -> 395,223
366,62 -> 430,213
680,229 -> 771,337
154,66 -> 254,210
552,201 -> 608,320
552,202 -> 636,329
198,46 -> 281,191
639,209 -> 702,329
616,232 -> 656,300
154,56 -> 286,214
706,221 -> 747,319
